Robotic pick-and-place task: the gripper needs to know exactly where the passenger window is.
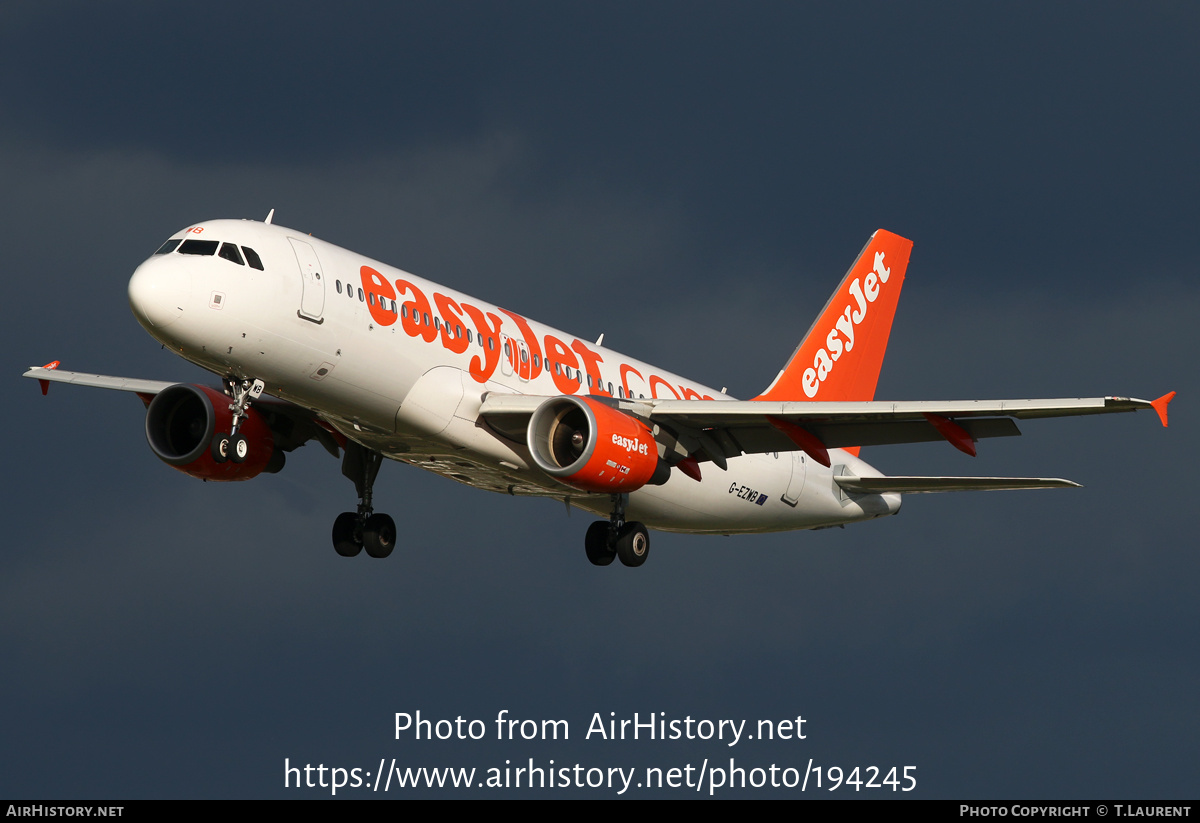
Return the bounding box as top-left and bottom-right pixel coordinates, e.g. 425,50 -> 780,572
242,247 -> 264,270
154,239 -> 181,255
521,348 -> 528,363
179,239 -> 219,256
618,386 -> 624,398
455,324 -> 462,339
218,243 -> 244,265
488,337 -> 495,351
466,328 -> 473,343
533,354 -> 540,368
369,293 -> 376,306
335,280 -> 342,294
504,341 -> 511,357
358,288 -> 364,302
423,312 -> 430,326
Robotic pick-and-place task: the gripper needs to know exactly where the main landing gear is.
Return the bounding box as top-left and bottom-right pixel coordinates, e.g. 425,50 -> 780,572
210,377 -> 265,464
332,441 -> 396,559
585,494 -> 650,568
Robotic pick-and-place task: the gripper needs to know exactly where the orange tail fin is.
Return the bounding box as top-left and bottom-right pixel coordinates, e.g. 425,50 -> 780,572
755,230 -> 912,457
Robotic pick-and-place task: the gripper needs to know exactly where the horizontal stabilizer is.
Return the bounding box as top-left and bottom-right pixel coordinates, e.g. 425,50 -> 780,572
834,475 -> 1081,494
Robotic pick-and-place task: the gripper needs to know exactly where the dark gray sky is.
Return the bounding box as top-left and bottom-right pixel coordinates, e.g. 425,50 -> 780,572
3,2 -> 1196,798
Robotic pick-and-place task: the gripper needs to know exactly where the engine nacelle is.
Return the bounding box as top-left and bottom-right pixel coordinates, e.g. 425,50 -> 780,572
527,396 -> 668,493
144,384 -> 279,481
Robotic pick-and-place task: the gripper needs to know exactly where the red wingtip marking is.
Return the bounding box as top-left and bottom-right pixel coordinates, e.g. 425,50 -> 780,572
767,416 -> 832,468
676,456 -> 703,482
43,360 -> 60,370
1151,391 -> 1175,427
923,412 -> 977,457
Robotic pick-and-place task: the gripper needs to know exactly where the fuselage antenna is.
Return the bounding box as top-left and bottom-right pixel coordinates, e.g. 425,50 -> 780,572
264,209 -> 275,225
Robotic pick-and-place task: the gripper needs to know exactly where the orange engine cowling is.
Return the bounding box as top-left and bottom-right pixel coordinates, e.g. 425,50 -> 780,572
144,384 -> 280,481
527,396 -> 667,493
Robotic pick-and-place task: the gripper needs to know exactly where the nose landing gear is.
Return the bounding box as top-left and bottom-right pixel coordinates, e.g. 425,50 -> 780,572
210,377 -> 264,464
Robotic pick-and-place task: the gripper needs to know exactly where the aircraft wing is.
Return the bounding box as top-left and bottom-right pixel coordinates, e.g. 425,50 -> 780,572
479,392 -> 1174,467
23,364 -> 342,457
641,396 -> 1172,459
23,364 -> 175,396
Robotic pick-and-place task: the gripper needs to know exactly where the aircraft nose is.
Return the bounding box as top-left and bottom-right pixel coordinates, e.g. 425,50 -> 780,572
128,259 -> 185,329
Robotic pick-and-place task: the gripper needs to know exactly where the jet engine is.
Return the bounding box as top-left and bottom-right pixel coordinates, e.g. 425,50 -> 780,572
527,396 -> 669,493
144,384 -> 281,481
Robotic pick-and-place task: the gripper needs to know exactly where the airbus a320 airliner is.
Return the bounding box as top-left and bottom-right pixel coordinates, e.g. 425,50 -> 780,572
25,214 -> 1174,566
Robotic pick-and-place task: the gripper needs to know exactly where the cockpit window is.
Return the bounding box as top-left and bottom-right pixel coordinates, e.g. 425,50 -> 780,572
179,239 -> 219,256
242,247 -> 264,270
154,239 -> 182,255
218,243 -> 245,265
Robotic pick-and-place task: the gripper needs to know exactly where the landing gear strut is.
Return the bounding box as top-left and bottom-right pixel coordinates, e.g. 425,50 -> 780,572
210,377 -> 264,464
332,441 -> 396,558
585,494 -> 650,567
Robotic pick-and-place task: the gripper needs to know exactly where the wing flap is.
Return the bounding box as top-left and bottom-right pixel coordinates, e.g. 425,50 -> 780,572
720,416 -> 1022,452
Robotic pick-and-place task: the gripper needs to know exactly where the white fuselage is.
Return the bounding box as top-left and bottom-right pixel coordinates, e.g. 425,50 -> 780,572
127,219 -> 899,534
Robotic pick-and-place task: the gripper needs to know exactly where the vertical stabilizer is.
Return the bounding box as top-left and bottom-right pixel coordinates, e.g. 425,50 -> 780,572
756,229 -> 912,405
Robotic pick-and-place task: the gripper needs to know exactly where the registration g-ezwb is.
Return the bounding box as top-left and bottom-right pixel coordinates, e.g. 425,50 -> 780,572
26,215 -> 1174,566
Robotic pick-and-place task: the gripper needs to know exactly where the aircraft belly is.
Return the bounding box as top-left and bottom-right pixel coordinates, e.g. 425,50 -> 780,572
332,423 -> 543,497
628,449 -> 899,534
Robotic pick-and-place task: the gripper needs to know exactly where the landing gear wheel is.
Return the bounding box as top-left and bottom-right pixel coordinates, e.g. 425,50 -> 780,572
363,513 -> 397,558
229,433 -> 249,464
337,443 -> 390,558
585,521 -> 616,566
332,512 -> 363,557
210,433 -> 231,463
615,521 -> 650,567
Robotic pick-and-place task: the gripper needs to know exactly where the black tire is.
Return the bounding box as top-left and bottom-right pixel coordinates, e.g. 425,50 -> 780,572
332,512 -> 362,557
210,433 -> 231,463
616,522 -> 650,567
585,521 -> 616,566
229,433 -> 249,464
363,513 -> 397,558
